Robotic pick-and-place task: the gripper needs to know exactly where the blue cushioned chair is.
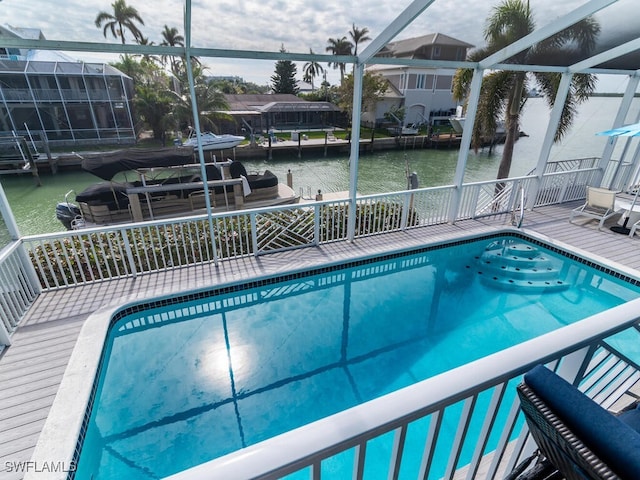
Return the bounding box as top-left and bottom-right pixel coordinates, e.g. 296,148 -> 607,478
517,365 -> 640,479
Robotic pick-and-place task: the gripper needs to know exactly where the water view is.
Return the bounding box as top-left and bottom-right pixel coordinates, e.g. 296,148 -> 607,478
1,96 -> 638,235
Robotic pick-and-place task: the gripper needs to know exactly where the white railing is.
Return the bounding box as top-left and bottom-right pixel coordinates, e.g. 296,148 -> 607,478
543,157 -> 599,174
458,176 -> 536,219
20,167 -> 607,293
2,164 -> 607,339
534,168 -> 600,206
165,299 -> 640,480
0,241 -> 41,345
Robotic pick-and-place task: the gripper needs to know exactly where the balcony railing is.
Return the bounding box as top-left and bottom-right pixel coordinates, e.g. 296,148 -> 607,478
0,242 -> 40,345
165,298 -> 640,479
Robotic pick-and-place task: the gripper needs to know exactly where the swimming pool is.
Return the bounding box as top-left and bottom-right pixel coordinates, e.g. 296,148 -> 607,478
69,233 -> 640,479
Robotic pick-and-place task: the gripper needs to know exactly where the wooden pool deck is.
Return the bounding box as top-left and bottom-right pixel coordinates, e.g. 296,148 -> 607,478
2,200 -> 640,479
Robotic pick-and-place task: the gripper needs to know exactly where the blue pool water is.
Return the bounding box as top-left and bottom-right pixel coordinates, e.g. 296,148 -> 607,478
75,235 -> 640,479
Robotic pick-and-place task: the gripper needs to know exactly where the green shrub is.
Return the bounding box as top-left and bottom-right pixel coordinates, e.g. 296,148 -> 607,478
29,201 -> 418,287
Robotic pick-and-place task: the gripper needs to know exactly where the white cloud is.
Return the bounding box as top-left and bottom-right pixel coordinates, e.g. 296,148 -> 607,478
1,0 -> 634,90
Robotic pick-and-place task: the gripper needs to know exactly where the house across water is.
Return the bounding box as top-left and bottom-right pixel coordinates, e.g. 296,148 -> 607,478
220,93 -> 344,137
365,33 -> 474,130
0,25 -> 136,148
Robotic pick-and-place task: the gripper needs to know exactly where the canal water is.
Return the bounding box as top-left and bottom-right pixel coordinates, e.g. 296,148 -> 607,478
1,97 -> 638,235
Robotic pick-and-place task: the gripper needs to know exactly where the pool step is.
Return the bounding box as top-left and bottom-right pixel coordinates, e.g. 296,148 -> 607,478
474,240 -> 570,292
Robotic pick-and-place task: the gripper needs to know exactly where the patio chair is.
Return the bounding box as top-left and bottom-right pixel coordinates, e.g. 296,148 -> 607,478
569,186 -> 618,230
516,365 -> 640,479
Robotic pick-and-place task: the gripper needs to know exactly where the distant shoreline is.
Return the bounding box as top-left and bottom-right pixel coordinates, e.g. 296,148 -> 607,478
591,93 -> 633,97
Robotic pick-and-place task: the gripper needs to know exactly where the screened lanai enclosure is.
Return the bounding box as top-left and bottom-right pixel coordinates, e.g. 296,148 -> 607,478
3,1 -> 640,479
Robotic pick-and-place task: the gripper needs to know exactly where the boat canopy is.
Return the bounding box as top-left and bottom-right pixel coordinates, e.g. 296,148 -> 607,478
81,147 -> 196,181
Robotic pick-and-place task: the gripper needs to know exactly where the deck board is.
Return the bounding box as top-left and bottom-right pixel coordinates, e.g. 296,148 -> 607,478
2,202 -> 640,478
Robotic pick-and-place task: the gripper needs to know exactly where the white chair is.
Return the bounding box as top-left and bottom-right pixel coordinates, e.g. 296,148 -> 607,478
569,186 -> 619,230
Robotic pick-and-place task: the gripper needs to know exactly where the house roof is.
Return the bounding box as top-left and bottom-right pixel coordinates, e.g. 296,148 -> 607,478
26,49 -> 77,63
224,94 -> 339,114
376,33 -> 474,58
224,94 -> 304,111
381,80 -> 403,99
0,25 -> 45,41
0,25 -> 113,67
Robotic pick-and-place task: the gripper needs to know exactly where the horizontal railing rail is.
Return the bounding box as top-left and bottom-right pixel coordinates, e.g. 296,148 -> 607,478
543,157 -> 599,174
165,298 -> 640,480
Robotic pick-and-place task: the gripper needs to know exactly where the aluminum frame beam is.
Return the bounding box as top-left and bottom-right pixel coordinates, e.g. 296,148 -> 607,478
358,0 -> 438,64
479,0 -> 618,69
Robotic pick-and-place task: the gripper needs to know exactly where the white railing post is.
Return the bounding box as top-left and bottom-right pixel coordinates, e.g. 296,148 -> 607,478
16,243 -> 42,296
250,213 -> 259,256
313,204 -> 320,247
400,193 -> 410,230
347,63 -> 364,242
120,228 -> 138,278
449,68 -> 484,223
1,182 -> 41,297
557,172 -> 571,203
0,320 -> 11,346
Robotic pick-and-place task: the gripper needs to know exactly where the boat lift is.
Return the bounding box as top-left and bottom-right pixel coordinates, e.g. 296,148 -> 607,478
0,132 -> 41,185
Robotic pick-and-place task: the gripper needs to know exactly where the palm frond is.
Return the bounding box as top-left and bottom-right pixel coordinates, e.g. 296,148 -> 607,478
484,0 -> 534,50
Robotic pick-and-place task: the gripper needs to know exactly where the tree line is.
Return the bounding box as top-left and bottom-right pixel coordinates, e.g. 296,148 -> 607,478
93,1 -> 385,141
93,0 -> 598,183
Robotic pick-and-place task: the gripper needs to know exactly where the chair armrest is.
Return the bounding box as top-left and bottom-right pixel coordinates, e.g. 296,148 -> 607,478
524,365 -> 640,479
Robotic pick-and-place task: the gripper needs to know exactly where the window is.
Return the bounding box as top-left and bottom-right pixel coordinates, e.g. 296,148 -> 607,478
416,74 -> 426,89
433,46 -> 441,58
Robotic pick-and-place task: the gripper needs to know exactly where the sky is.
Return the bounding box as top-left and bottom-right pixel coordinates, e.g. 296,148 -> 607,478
0,0 -> 636,91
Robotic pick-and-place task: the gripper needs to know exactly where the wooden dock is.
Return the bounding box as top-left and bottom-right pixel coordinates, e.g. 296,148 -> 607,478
258,133 -> 465,159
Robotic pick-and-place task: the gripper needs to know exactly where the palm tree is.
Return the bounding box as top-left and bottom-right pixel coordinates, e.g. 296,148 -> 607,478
349,24 -> 371,56
303,49 -> 324,91
452,0 -> 599,182
170,64 -> 229,132
94,0 -> 145,45
326,36 -> 353,83
135,36 -> 158,64
160,25 -> 185,76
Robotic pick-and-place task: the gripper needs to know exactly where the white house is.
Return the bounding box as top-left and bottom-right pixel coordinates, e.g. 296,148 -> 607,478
365,33 -> 473,128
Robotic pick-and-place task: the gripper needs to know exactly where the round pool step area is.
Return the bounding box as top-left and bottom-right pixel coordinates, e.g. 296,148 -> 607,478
473,240 -> 569,292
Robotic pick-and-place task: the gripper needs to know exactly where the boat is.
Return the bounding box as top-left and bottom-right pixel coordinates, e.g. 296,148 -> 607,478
448,106 -> 466,134
182,131 -> 245,151
55,147 -> 299,229
401,123 -> 420,135
449,105 -> 507,141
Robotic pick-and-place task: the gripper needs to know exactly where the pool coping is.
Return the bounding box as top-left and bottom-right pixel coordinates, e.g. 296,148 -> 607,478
24,227 -> 640,480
